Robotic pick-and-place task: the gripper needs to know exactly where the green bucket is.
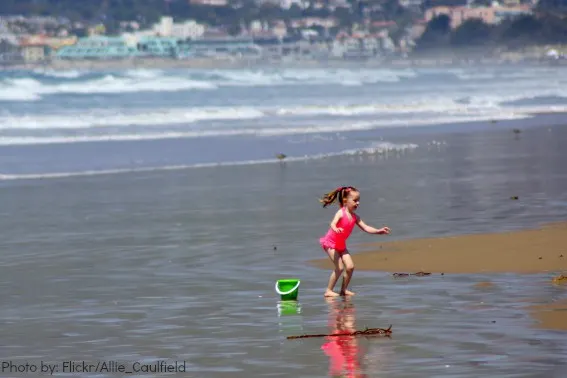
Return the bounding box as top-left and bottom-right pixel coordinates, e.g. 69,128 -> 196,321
275,279 -> 301,301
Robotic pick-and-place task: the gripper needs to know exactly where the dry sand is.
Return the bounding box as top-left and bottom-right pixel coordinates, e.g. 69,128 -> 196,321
309,222 -> 567,332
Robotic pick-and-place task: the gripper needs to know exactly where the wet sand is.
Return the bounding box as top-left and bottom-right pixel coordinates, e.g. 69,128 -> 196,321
530,299 -> 567,331
310,222 -> 567,332
310,222 -> 567,275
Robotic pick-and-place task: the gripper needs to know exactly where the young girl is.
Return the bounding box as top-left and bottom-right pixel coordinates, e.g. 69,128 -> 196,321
319,186 -> 391,297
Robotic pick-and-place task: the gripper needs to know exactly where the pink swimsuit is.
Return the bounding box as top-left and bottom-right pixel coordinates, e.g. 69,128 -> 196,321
320,207 -> 357,252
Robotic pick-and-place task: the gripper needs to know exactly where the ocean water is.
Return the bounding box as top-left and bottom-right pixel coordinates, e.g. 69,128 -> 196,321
1,64 -> 567,176
0,65 -> 566,377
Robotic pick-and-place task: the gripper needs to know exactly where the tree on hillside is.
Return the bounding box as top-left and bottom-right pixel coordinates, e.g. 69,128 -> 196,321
536,0 -> 567,11
414,14 -> 451,50
495,15 -> 543,47
450,19 -> 493,46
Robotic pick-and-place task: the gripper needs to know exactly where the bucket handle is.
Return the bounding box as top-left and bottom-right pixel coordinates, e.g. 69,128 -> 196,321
275,280 -> 301,295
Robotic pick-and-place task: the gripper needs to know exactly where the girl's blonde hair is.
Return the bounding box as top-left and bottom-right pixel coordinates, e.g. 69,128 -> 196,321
319,186 -> 358,208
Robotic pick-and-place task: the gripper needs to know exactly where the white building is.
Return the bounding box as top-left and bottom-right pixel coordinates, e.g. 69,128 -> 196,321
154,16 -> 174,36
172,21 -> 205,39
124,17 -> 206,41
279,0 -> 310,8
152,17 -> 206,40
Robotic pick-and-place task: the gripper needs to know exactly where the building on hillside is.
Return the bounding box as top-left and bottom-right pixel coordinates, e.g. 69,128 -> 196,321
425,4 -> 532,29
0,38 -> 23,65
18,35 -> 77,62
189,0 -> 229,6
151,17 -> 206,39
177,36 -> 261,58
331,32 -> 390,60
56,36 -> 140,59
20,41 -> 48,62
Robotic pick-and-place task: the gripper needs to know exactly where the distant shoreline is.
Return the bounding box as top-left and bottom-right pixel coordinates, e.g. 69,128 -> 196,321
0,54 -> 561,72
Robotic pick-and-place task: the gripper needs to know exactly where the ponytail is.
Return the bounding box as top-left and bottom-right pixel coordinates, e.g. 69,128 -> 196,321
319,186 -> 357,208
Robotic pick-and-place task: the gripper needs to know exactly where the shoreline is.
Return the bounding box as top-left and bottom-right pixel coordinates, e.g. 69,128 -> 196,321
309,222 -> 567,332
0,55 -> 560,72
309,222 -> 567,275
0,114 -> 566,181
529,299 -> 567,332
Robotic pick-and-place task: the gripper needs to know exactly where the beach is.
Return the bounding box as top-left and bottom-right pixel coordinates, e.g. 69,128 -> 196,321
1,48 -> 562,72
1,65 -> 567,377
530,300 -> 567,331
310,222 -> 567,332
311,222 -> 567,275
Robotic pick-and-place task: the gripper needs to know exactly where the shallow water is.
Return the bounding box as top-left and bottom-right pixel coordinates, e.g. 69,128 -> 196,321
0,122 -> 566,377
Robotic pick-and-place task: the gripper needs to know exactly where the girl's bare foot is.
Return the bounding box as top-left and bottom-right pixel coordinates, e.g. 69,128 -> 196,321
342,290 -> 356,296
324,290 -> 340,297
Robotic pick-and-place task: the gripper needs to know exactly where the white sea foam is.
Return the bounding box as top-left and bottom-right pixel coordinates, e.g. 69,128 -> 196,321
32,68 -> 86,79
341,141 -> 419,156
0,88 -> 41,102
2,93 -> 555,135
124,68 -> 164,79
0,107 -> 263,130
1,66 -> 566,147
0,67 -> 418,102
449,67 -> 563,82
1,96 -> 546,132
0,141 -> 418,181
208,67 -> 417,87
1,65 -> 566,103
0,112 -> 528,146
0,74 -> 216,101
273,100 -> 474,117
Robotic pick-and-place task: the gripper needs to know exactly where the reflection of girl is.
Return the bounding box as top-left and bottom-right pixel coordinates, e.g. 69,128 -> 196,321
321,299 -> 365,378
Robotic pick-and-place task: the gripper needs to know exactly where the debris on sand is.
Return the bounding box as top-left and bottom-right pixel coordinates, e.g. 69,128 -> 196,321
287,326 -> 392,339
392,271 -> 431,277
552,274 -> 567,284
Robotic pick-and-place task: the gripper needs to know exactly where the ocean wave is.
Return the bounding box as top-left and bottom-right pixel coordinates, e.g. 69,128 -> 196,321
0,88 -> 41,102
0,74 -> 216,101
1,66 -> 566,103
0,96 -> 551,133
0,113 -> 528,146
32,68 -> 87,79
449,67 -> 564,82
0,107 -> 263,130
0,102 -> 461,130
0,67 -> 417,101
207,67 -> 417,87
273,100 -> 474,116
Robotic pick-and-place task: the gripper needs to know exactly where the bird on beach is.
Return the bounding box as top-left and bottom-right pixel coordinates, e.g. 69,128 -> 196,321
513,128 -> 521,134
276,153 -> 287,161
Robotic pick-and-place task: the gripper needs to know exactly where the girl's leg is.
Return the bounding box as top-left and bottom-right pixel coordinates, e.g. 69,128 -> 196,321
324,247 -> 343,297
339,251 -> 355,296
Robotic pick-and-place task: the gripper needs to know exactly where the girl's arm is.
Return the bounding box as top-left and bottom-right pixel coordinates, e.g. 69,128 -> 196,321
356,216 -> 390,235
330,209 -> 344,233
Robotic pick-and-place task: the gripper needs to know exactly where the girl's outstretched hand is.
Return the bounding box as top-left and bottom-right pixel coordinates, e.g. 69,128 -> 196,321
377,227 -> 391,235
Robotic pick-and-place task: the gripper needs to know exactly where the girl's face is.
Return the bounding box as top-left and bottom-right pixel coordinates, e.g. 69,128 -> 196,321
344,191 -> 360,211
